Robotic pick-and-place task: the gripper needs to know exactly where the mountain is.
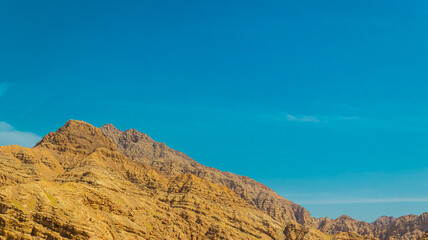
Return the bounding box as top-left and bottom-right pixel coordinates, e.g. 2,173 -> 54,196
313,213 -> 428,240
283,223 -> 377,240
0,120 -> 425,239
99,123 -> 427,240
100,124 -> 313,226
0,121 -> 286,239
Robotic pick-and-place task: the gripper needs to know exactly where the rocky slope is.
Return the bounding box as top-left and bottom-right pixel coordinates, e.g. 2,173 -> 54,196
100,124 -> 313,226
372,213 -> 428,240
0,120 -> 425,239
100,123 -> 427,240
313,213 -> 428,240
0,120 -> 288,239
283,223 -> 377,240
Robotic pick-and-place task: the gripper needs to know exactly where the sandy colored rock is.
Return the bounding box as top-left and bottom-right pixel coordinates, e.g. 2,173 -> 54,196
0,120 -> 425,240
419,231 -> 428,240
100,124 -> 313,226
0,120 -> 287,239
283,222 -> 378,240
313,213 -> 428,240
100,123 -> 427,240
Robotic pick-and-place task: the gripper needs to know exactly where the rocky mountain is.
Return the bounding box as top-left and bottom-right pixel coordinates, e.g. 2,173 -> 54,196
100,123 -> 427,240
313,213 -> 428,240
372,213 -> 428,240
100,124 -> 313,226
0,120 -> 425,239
0,121 -> 286,239
283,223 -> 377,240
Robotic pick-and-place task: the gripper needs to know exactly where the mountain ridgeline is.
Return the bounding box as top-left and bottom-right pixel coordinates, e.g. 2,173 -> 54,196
0,120 -> 426,239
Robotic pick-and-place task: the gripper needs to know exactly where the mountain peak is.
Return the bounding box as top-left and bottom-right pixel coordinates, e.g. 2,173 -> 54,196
35,120 -> 116,156
336,215 -> 356,221
100,123 -> 122,134
372,216 -> 396,226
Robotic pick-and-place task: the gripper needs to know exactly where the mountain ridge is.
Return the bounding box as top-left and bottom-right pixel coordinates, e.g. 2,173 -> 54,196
100,123 -> 314,226
0,120 -> 287,239
0,120 -> 425,239
100,121 -> 427,240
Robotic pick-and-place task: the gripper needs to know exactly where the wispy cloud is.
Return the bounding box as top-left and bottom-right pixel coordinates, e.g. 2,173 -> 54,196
267,111 -> 361,124
92,99 -> 363,127
285,114 -> 320,123
0,121 -> 41,148
300,197 -> 428,205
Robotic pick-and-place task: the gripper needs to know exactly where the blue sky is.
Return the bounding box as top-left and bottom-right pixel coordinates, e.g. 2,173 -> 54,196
1,0 -> 428,222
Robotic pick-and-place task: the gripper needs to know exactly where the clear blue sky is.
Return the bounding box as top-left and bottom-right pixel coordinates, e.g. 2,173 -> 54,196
1,0 -> 427,222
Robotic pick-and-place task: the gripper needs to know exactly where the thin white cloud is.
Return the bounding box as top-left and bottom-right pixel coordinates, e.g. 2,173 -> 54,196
286,114 -> 320,123
300,197 -> 428,205
0,121 -> 41,148
269,112 -> 360,123
267,112 -> 321,123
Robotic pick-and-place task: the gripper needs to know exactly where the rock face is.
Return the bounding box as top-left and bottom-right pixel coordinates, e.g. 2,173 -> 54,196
100,124 -> 313,226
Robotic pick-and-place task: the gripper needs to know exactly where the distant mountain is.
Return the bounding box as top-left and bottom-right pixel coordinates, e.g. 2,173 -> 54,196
0,120 -> 425,239
313,213 -> 427,240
